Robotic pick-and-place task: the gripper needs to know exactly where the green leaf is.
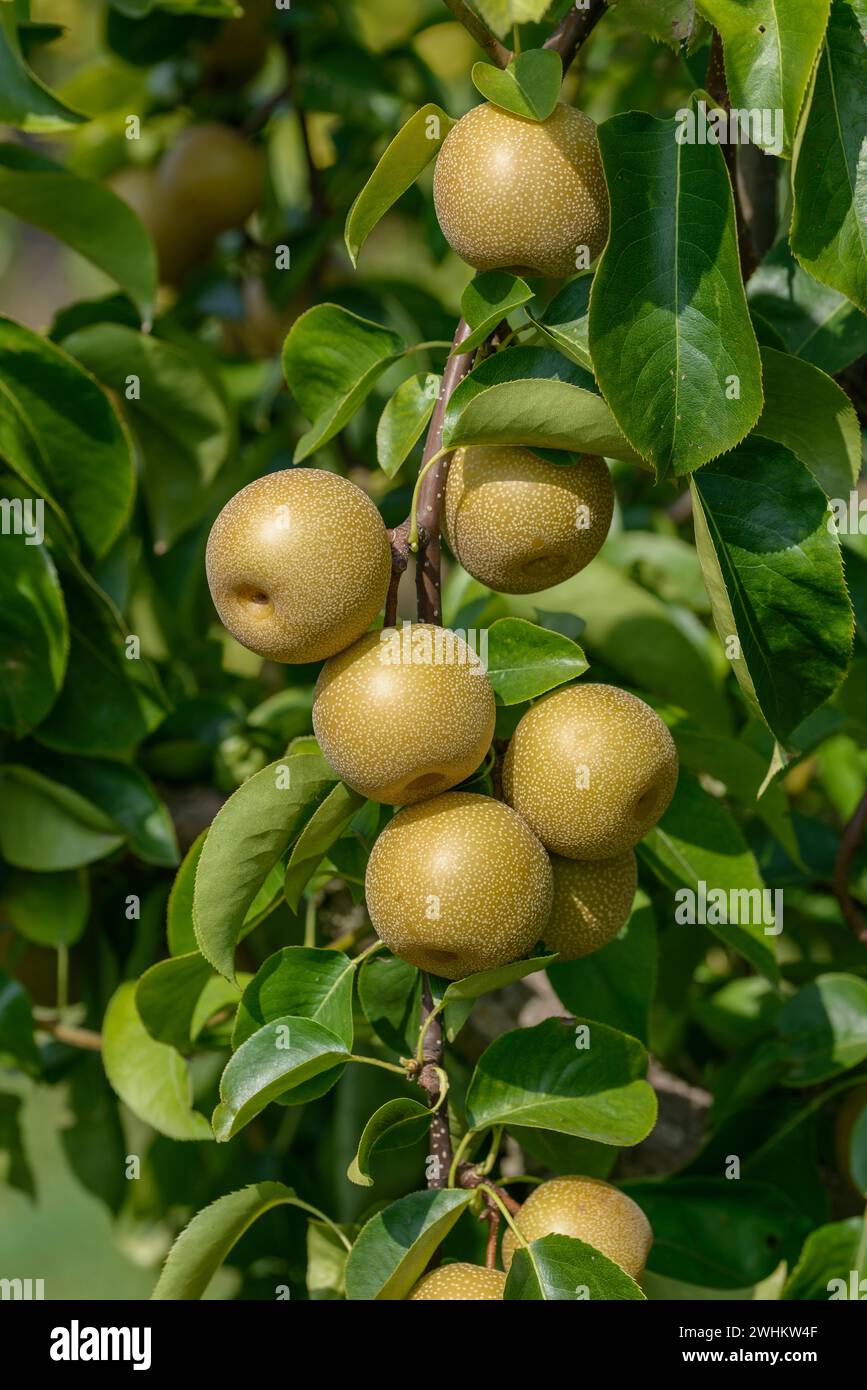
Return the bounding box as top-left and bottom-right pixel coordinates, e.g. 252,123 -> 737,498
283,783 -> 367,912
460,271 -> 534,353
35,564 -> 168,755
791,0 -> 867,313
347,1098 -> 431,1187
213,1015 -> 351,1140
44,755 -> 178,867
434,952 -> 558,1042
0,6 -> 84,132
307,1219 -> 352,1300
358,953 -> 422,1055
168,831 -> 206,956
852,1103 -> 867,1197
624,1177 -> 813,1289
136,953 -> 229,1053
696,0 -> 832,155
526,274 -> 592,371
691,436 -> 853,744
283,305 -> 404,462
0,145 -> 156,318
474,0 -> 553,38
612,0 -> 705,50
376,373 -> 439,478
755,346 -> 861,498
465,1016 -> 657,1145
345,104 -> 455,267
783,1217 -> 867,1299
638,773 -> 778,982
0,968 -> 40,1074
0,868 -> 89,947
61,1055 -> 127,1215
589,96 -> 763,477
344,1188 -> 474,1300
485,616 -> 588,704
0,765 -> 123,870
194,754 -> 337,981
748,239 -> 867,374
153,1182 -> 345,1300
62,323 -> 232,549
232,947 -> 355,1049
778,974 -> 867,1086
442,347 -> 642,463
505,1232 -> 646,1300
0,317 -> 135,558
0,1091 -> 34,1197
102,982 -> 212,1141
0,530 -> 67,736
472,49 -> 562,123
548,891 -> 656,1042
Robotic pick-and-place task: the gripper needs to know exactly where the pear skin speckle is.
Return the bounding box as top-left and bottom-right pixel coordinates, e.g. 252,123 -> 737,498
434,102 -> 609,278
408,1263 -> 506,1300
501,1176 -> 652,1278
545,851 -> 637,958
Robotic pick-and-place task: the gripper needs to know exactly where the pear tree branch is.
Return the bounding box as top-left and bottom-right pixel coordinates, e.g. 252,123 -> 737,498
418,975 -> 452,1186
544,0 -> 608,71
442,0 -> 512,68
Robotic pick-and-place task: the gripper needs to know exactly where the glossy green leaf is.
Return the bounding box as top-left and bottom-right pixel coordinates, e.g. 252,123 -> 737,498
691,436 -> 853,743
474,0 -> 552,36
0,765 -> 123,870
472,49 -> 562,123
44,754 -> 178,867
0,318 -> 134,559
526,274 -> 592,371
748,239 -> 867,374
433,952 -> 558,1042
612,0 -> 705,50
0,530 -> 67,736
755,346 -> 860,498
213,1015 -> 351,1140
376,373 -> 439,478
0,145 -> 156,318
232,947 -> 355,1049
548,891 -> 656,1043
102,982 -> 212,1141
63,323 -> 232,548
347,1098 -> 431,1187
358,953 -> 422,1055
344,1188 -> 474,1300
0,968 -> 40,1074
136,953 -> 230,1053
442,347 -> 642,463
167,831 -> 206,956
194,754 -> 337,980
283,783 -> 367,911
465,1016 -> 657,1144
589,97 -> 763,477
460,272 -> 534,353
778,974 -> 867,1085
791,0 -> 867,313
0,868 -> 89,947
485,616 -> 588,704
505,1233 -> 646,1300
783,1217 -> 867,1299
345,104 -> 454,267
696,0 -> 832,155
638,773 -> 778,982
153,1182 -> 345,1299
0,6 -> 84,132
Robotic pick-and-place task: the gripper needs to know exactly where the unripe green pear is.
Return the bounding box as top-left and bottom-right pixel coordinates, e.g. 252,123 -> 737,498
501,1176 -> 652,1279
108,166 -> 211,284
408,1263 -> 506,1300
545,850 -> 637,959
206,470 -> 392,663
158,123 -> 264,235
365,792 -> 553,979
313,624 -> 495,804
443,446 -> 613,594
503,684 -> 678,859
197,0 -> 270,85
433,102 -> 608,278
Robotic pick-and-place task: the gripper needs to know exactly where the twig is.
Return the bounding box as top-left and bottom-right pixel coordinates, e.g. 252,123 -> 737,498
415,318 -> 474,624
386,520 -> 411,627
484,1207 -> 501,1269
36,1018 -> 102,1052
834,792 -> 867,945
706,29 -> 758,281
457,1162 -> 522,1214
442,0 -> 512,68
418,974 -> 453,1187
544,0 -> 607,71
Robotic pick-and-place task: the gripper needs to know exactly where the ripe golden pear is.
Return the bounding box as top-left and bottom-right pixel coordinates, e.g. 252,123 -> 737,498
443,446 -> 613,594
545,851 -> 637,959
313,624 -> 495,805
365,792 -> 553,979
503,684 -> 678,859
158,123 -> 264,235
433,102 -> 608,278
408,1263 -> 506,1300
501,1176 -> 652,1279
206,470 -> 392,663
108,167 -> 210,284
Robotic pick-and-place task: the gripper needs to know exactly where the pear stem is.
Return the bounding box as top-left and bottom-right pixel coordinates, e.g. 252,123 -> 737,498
442,0 -> 512,68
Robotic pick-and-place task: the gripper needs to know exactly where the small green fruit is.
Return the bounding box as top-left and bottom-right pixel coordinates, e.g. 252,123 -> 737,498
501,1176 -> 652,1279
545,851 -> 637,958
443,446 -> 613,594
365,791 -> 553,979
407,1263 -> 506,1300
313,624 -> 495,804
108,166 -> 210,284
433,102 -> 608,278
503,684 -> 678,858
206,470 -> 392,663
158,122 -> 264,235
